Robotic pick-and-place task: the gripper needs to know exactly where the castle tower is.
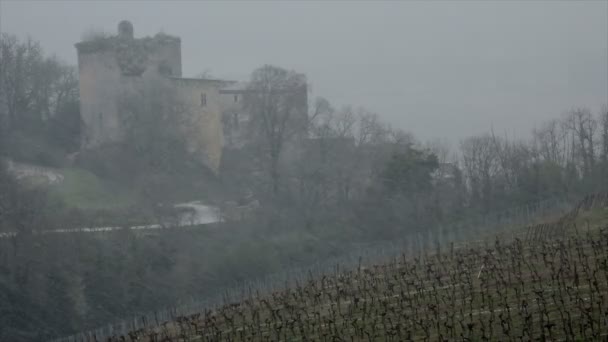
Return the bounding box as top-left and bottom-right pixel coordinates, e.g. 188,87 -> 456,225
75,21 -> 226,173
117,20 -> 134,39
75,20 -> 182,147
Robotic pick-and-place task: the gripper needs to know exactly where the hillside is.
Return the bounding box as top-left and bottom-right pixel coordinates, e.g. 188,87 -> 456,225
85,194 -> 608,341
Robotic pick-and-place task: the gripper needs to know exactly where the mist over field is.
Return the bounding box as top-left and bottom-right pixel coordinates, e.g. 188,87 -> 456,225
0,1 -> 607,341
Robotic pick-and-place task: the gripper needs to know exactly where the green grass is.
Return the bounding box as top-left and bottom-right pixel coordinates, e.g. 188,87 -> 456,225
49,168 -> 137,210
44,164 -> 222,211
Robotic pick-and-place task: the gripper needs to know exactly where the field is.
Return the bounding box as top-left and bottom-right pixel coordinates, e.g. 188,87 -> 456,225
98,194 -> 608,341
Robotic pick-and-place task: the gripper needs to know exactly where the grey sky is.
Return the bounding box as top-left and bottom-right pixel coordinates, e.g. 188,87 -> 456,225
1,1 -> 607,144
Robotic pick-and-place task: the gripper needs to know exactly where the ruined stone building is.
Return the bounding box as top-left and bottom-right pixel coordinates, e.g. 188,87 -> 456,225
76,21 -> 307,173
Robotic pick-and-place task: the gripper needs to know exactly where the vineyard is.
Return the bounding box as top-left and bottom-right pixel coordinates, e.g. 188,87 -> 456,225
92,194 -> 608,341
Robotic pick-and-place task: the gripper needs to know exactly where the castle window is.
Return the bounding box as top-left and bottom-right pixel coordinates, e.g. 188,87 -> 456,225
201,93 -> 207,107
233,112 -> 239,128
234,95 -> 238,103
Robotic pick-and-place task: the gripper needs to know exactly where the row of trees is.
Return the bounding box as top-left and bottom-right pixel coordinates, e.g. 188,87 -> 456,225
461,107 -> 608,212
232,64 -> 607,238
0,33 -> 81,164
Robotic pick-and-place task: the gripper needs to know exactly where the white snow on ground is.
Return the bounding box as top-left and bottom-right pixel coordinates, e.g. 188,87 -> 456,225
174,201 -> 222,226
5,159 -> 64,184
0,202 -> 221,238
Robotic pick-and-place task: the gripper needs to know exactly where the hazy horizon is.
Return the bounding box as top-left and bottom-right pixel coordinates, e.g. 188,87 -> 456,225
2,0 -> 606,144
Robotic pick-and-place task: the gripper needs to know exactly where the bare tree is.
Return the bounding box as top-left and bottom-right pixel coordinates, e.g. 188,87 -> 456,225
600,106 -> 608,165
562,108 -> 597,176
426,139 -> 453,165
298,101 -> 359,204
0,34 -> 44,129
355,109 -> 389,147
0,34 -> 77,128
243,65 -> 307,195
599,106 -> 608,190
460,135 -> 500,211
0,33 -> 80,153
532,119 -> 570,167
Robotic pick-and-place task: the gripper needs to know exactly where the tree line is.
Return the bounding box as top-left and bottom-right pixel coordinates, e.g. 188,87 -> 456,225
0,33 -> 81,165
231,64 -> 607,239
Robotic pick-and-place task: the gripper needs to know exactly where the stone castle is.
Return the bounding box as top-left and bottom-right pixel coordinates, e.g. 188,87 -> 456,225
76,21 -> 304,173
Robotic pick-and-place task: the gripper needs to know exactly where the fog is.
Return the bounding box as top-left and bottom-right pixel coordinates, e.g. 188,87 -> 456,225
1,2 -> 608,341
3,1 -> 606,142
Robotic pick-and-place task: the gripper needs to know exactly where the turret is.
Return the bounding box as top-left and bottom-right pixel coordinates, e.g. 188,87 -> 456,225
117,20 -> 134,39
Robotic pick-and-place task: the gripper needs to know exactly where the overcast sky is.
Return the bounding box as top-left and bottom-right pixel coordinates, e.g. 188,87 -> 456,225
1,1 -> 607,144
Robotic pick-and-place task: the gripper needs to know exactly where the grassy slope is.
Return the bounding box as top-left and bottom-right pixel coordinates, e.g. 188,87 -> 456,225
48,168 -> 137,210
109,196 -> 608,341
45,166 -> 224,211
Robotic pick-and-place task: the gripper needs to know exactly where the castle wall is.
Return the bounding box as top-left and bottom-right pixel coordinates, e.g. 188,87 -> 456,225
219,88 -> 247,148
77,49 -> 124,146
171,78 -> 225,173
77,35 -> 182,149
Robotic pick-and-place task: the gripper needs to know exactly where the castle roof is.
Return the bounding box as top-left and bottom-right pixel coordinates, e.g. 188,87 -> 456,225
219,82 -> 250,94
169,77 -> 236,87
